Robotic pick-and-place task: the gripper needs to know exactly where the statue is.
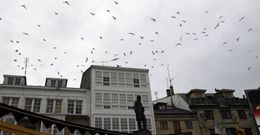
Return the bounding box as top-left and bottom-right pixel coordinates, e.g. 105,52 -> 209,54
134,95 -> 146,130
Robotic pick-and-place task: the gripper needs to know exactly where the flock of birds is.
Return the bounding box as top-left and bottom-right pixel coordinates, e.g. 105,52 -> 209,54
0,0 -> 258,83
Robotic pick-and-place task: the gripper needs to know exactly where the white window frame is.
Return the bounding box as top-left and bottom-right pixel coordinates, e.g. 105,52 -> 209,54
24,98 -> 41,112
46,99 -> 62,114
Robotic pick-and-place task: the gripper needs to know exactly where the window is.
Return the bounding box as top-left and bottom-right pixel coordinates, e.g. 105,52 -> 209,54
173,121 -> 182,133
111,72 -> 118,86
95,93 -> 102,108
2,97 -> 19,107
24,98 -> 41,112
237,110 -> 247,119
125,73 -> 132,87
160,121 -> 168,130
133,74 -> 140,88
95,71 -> 102,86
142,95 -> 149,107
140,74 -> 147,88
118,72 -> 125,86
104,118 -> 111,130
209,129 -> 215,135
103,93 -> 111,109
67,100 -> 83,114
103,72 -> 110,86
127,94 -> 134,109
46,99 -> 62,113
58,80 -> 63,88
7,77 -> 13,85
119,94 -> 127,109
103,77 -> 110,86
51,80 -> 56,87
205,110 -> 214,120
129,118 -> 136,131
244,128 -> 253,135
68,100 -> 74,114
111,93 -> 119,109
133,79 -> 140,88
221,110 -> 232,119
15,78 -> 21,85
185,120 -> 193,129
121,118 -> 128,132
112,118 -> 119,130
226,128 -> 236,135
146,118 -> 152,130
95,117 -> 102,129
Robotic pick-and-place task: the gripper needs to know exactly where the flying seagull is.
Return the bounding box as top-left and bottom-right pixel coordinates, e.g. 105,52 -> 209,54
248,28 -> 254,32
150,18 -> 156,22
176,43 -> 182,46
20,5 -> 27,9
239,16 -> 245,22
63,1 -> 70,5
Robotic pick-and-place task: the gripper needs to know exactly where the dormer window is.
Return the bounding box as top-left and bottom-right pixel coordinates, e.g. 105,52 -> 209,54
159,105 -> 166,110
15,78 -> 21,85
51,80 -> 56,87
8,77 -> 13,85
45,78 -> 67,88
58,80 -> 63,88
3,75 -> 26,86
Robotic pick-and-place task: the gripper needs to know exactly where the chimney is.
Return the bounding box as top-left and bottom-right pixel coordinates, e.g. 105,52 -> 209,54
166,86 -> 174,97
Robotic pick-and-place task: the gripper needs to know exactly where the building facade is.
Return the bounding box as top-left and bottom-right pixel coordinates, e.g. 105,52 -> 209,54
80,65 -> 156,134
0,75 -> 90,135
182,89 -> 259,135
153,102 -> 201,135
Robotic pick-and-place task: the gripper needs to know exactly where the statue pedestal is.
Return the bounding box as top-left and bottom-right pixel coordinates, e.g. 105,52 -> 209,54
132,129 -> 152,135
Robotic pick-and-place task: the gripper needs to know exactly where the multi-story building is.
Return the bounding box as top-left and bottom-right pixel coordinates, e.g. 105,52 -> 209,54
153,86 -> 201,135
80,65 -> 156,134
0,75 -> 90,135
181,89 -> 259,135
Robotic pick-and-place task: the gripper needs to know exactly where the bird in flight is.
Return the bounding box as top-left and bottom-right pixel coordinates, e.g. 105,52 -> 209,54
228,49 -> 233,52
223,41 -> 227,45
23,32 -> 29,36
176,43 -> 182,46
54,12 -> 59,15
128,33 -> 135,35
239,16 -> 245,22
150,18 -> 156,22
20,5 -> 27,9
112,16 -> 116,20
248,67 -> 251,70
236,37 -> 240,42
63,1 -> 70,5
111,58 -> 119,61
176,12 -> 180,14
248,28 -> 254,32
114,1 -> 119,4
90,12 -> 95,16
214,23 -> 220,29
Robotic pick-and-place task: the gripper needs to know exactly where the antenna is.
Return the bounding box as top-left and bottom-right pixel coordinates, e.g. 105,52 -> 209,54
167,65 -> 174,86
24,57 -> 29,76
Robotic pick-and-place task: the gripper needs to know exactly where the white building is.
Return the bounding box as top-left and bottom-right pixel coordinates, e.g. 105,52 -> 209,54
80,65 -> 156,134
0,75 -> 90,135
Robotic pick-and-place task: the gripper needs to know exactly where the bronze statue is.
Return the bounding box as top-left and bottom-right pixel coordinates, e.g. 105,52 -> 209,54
134,95 -> 146,130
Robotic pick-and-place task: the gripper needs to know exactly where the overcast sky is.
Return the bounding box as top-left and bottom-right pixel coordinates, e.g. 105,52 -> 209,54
0,0 -> 259,99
